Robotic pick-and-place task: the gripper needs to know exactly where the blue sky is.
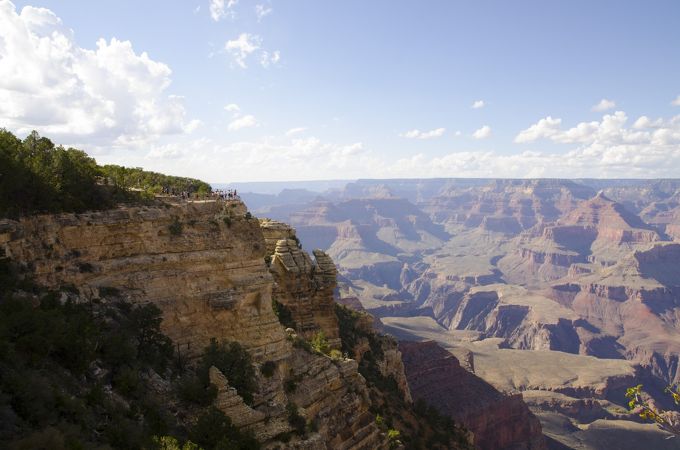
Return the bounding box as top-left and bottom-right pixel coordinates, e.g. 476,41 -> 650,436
1,0 -> 680,181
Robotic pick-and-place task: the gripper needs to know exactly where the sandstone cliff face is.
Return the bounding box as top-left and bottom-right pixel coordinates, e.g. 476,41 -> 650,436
260,219 -> 342,349
0,201 -> 387,449
399,340 -> 547,450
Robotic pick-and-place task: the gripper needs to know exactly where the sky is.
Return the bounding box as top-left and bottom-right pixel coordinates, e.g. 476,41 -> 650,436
1,0 -> 680,182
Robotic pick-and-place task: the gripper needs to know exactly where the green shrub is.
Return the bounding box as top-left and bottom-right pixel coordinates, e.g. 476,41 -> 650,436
284,378 -> 298,393
198,339 -> 257,405
99,286 -> 121,297
76,261 -> 95,273
168,218 -> 183,236
190,407 -> 259,450
287,403 -> 306,436
311,331 -> 331,355
260,360 -> 277,378
272,299 -> 296,329
0,287 -> 180,449
176,373 -> 217,406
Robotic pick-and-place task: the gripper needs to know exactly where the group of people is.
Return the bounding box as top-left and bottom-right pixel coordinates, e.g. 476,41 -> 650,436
160,186 -> 194,199
212,189 -> 239,201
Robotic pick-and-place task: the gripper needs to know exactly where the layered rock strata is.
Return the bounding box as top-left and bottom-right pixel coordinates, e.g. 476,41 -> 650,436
0,201 -> 388,449
261,219 -> 342,349
400,340 -> 547,450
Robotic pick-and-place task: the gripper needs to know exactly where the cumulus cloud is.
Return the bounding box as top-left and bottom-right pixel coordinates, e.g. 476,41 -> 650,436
224,103 -> 241,114
592,98 -> 616,112
225,33 -> 260,68
209,0 -> 238,21
399,128 -> 445,139
471,100 -> 485,109
285,127 -> 307,136
673,95 -> 680,107
124,103 -> 680,181
228,114 -> 258,131
472,125 -> 492,139
255,4 -> 272,21
0,2 -> 197,148
514,116 -> 562,143
515,111 -> 679,147
224,33 -> 279,68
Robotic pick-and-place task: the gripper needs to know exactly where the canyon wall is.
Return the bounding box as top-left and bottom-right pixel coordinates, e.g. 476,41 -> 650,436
0,201 -> 389,449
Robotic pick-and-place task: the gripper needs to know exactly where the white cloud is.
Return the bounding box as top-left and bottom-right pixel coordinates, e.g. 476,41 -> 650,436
0,2 -> 196,148
515,111 -> 675,147
228,114 -> 258,131
209,0 -> 238,21
260,50 -> 280,68
592,98 -> 616,112
255,4 -> 272,21
472,125 -> 492,139
112,105 -> 680,181
455,130 -> 462,136
225,103 -> 241,115
224,33 -> 279,68
514,116 -> 562,143
399,128 -> 445,139
285,127 -> 307,136
225,33 -> 260,68
472,100 -> 485,109
672,95 -> 680,107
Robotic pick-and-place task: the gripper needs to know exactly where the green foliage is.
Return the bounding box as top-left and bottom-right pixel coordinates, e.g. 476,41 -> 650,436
189,407 -> 259,450
198,339 -> 257,405
286,403 -> 306,436
99,164 -> 211,197
0,129 -> 211,218
272,299 -> 296,329
387,428 -> 401,448
169,218 -> 183,236
0,285 -> 179,448
310,331 -> 331,355
260,360 -> 277,378
0,129 -> 112,217
284,378 -> 298,393
176,373 -> 218,406
153,435 -> 201,450
625,384 -> 680,435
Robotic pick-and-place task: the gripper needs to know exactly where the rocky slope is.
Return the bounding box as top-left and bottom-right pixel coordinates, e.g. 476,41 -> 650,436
400,340 -> 546,450
1,200 -> 389,449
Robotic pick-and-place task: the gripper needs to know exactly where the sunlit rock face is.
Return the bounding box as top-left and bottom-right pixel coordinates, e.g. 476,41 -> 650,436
0,201 -> 388,449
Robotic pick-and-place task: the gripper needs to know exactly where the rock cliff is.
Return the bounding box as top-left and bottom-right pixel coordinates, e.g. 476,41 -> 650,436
0,201 -> 390,449
399,340 -> 547,450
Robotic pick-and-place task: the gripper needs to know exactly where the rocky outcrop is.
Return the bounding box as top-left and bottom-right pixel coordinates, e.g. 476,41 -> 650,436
400,340 -> 547,450
0,200 -> 387,449
263,219 -> 342,349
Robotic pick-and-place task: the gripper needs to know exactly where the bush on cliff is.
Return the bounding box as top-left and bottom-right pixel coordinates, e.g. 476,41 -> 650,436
0,129 -> 211,218
0,285 -> 180,448
199,339 -> 258,405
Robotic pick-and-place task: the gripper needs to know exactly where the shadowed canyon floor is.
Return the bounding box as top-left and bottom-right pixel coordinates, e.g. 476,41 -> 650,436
243,178 -> 680,449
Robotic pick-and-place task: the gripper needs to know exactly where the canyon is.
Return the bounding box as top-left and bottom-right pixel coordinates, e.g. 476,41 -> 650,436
1,197 -> 541,449
239,178 -> 680,449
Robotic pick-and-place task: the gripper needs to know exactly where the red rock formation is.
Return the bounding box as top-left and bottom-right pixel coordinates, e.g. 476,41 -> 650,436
399,340 -> 547,450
